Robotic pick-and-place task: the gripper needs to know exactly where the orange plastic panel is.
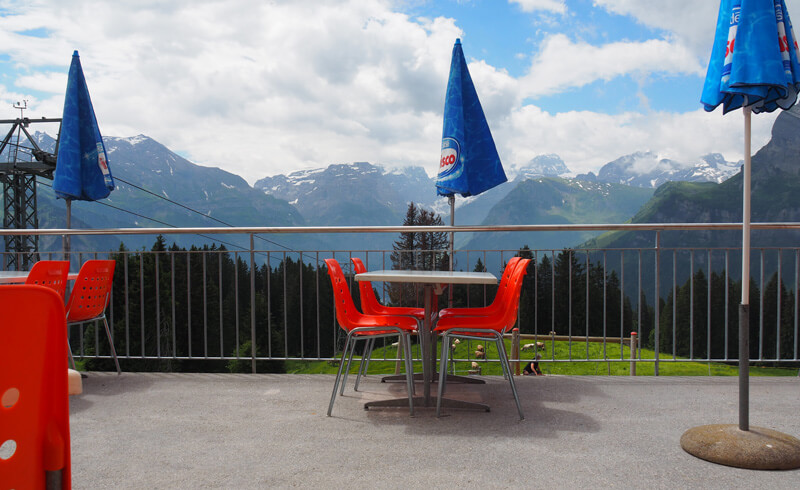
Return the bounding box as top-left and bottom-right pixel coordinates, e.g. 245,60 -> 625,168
25,260 -> 70,300
65,259 -> 115,323
0,285 -> 71,489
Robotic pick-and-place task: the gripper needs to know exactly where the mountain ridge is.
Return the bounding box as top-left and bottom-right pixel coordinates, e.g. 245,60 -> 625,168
5,115 -> 788,258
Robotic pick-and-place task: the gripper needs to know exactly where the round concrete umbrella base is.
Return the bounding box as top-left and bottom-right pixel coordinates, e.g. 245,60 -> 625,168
681,424 -> 800,470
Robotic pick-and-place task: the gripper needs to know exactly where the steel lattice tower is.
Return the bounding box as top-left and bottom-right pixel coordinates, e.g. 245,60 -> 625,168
0,108 -> 60,270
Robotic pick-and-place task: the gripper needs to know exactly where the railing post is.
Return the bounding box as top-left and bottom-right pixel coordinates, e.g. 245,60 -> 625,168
250,233 -> 257,373
654,230 -> 660,376
630,332 -> 637,376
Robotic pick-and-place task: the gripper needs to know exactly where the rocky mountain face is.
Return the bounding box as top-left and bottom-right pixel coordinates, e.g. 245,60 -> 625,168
28,133 -> 308,252
253,162 -> 439,250
577,151 -> 741,188
510,154 -> 571,180
254,162 -> 436,226
10,105 -> 797,259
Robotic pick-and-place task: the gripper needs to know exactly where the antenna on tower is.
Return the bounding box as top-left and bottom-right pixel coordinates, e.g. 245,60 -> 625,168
13,100 -> 27,119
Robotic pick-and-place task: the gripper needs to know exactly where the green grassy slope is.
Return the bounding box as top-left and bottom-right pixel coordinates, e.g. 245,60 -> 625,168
284,338 -> 797,376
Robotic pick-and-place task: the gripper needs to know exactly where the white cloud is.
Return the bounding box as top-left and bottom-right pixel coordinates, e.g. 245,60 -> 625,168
591,0 -> 796,60
0,0 -> 779,189
521,33 -> 703,97
509,0 -> 567,15
0,0 -> 465,182
496,105 -> 775,175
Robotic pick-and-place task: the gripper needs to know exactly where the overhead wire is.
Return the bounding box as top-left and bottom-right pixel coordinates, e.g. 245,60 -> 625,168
112,176 -> 310,262
37,180 -> 288,265
19,130 -> 310,264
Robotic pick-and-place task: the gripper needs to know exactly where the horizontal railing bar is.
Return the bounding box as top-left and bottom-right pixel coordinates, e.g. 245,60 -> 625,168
3,222 -> 800,237
507,334 -> 632,344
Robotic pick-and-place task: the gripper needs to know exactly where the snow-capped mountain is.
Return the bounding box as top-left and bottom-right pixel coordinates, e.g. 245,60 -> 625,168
254,161 -> 437,226
10,124 -> 758,257
26,132 -> 307,252
580,151 -> 741,188
509,154 -> 571,180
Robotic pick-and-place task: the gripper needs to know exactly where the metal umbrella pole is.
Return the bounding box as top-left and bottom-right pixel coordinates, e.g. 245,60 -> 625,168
738,107 -> 752,431
448,195 -> 454,307
63,199 -> 72,262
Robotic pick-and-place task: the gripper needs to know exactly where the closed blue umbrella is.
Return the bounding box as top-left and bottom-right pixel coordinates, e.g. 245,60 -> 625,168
437,39 -> 507,270
53,51 -> 114,257
682,0 -> 800,469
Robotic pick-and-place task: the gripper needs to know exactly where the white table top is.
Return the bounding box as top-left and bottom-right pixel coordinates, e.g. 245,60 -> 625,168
355,269 -> 496,285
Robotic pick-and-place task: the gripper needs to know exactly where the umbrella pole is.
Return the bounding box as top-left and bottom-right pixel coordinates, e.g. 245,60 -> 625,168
739,106 -> 752,432
63,199 -> 72,262
448,195 -> 455,308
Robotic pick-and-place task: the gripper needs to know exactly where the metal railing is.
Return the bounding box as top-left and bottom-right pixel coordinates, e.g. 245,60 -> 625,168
2,222 -> 800,374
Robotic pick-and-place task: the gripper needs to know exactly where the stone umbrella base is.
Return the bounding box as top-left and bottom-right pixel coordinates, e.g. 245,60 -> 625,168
681,424 -> 800,470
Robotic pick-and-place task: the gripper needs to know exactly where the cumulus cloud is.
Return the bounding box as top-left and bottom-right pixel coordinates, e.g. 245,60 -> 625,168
0,0 -> 776,186
593,1 -> 719,53
0,0 -> 465,181
521,33 -> 703,97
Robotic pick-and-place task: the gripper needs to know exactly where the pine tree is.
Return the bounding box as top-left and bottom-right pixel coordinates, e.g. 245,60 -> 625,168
388,202 -> 449,306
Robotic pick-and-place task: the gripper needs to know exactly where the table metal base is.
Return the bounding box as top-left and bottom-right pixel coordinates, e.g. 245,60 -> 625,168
364,396 -> 490,413
381,373 -> 485,384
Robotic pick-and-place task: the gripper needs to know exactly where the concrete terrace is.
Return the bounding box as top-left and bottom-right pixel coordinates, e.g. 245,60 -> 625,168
69,373 -> 800,489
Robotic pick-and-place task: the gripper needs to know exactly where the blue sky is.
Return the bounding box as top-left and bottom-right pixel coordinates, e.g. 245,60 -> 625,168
0,0 -> 794,183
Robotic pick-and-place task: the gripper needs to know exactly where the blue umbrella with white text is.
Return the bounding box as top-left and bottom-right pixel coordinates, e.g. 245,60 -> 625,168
53,51 -> 115,259
437,39 -> 507,271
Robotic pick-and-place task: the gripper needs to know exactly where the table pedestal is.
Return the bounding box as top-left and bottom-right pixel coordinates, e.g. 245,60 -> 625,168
366,284 -> 486,412
364,396 -> 489,412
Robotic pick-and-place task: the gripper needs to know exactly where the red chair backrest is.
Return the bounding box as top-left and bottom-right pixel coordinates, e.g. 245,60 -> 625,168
498,259 -> 530,331
488,256 -> 521,307
0,285 -> 71,489
351,257 -> 385,315
325,259 -> 364,331
25,260 -> 70,300
65,260 -> 116,323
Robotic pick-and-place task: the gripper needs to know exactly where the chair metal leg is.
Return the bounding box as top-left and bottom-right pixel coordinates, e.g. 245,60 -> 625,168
67,342 -> 77,370
404,334 -> 416,396
66,326 -> 77,370
355,338 -> 374,392
363,338 -> 375,374
402,333 -> 415,417
495,334 -> 524,420
340,337 -> 358,395
328,333 -> 354,416
436,333 -> 450,417
102,317 -> 121,375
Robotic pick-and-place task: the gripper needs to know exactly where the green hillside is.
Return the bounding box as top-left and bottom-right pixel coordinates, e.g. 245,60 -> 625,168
587,107 -> 800,252
461,177 -> 653,263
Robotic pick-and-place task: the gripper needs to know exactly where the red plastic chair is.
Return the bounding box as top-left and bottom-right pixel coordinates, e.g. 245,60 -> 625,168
325,259 -> 417,416
65,260 -> 120,374
437,256 -> 522,320
351,257 -> 425,386
25,260 -> 71,300
434,259 -> 530,419
351,258 -> 426,319
0,285 -> 71,489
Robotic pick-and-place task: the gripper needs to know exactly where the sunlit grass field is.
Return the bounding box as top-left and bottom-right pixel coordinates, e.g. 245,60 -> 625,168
286,337 -> 798,377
